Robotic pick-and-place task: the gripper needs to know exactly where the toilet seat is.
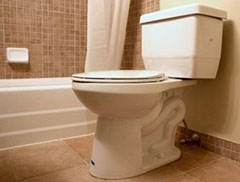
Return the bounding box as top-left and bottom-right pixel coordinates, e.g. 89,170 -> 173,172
72,70 -> 166,83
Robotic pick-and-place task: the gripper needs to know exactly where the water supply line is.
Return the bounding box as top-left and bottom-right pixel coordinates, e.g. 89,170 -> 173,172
180,119 -> 201,145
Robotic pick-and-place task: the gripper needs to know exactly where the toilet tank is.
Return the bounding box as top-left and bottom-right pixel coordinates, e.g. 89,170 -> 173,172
140,4 -> 227,79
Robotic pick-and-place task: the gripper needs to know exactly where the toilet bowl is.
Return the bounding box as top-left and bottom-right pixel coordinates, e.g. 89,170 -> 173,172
72,4 -> 227,179
72,70 -> 194,119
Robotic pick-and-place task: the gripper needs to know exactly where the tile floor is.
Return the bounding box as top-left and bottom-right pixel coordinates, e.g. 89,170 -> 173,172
1,134 -> 240,182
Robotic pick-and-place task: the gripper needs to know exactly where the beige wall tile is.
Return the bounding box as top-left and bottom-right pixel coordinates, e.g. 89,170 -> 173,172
176,126 -> 240,162
121,0 -> 160,70
0,0 -> 160,78
0,0 -> 87,79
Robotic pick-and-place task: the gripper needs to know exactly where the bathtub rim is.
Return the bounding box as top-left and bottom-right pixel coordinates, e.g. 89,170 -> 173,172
0,77 -> 73,92
0,77 -> 72,87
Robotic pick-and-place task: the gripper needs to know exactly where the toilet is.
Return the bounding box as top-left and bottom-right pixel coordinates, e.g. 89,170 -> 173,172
72,4 -> 227,179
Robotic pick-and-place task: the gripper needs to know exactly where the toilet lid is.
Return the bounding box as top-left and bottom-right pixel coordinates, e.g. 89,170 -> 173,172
72,70 -> 166,83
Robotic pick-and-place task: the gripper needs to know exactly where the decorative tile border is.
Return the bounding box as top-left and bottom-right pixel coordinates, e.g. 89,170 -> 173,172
176,126 -> 240,162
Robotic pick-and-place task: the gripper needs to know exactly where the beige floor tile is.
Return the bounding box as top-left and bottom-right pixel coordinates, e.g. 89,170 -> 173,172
0,150 -> 15,182
22,166 -> 104,182
169,145 -> 222,172
64,135 -> 94,163
188,158 -> 240,182
9,141 -> 85,181
21,165 -> 104,182
106,165 -> 182,182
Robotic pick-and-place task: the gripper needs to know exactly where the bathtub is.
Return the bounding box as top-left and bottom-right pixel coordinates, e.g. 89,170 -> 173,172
0,78 -> 97,150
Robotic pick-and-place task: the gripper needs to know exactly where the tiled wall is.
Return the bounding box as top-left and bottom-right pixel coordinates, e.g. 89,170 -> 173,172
0,0 -> 87,79
121,0 -> 160,70
0,0 -> 159,79
176,126 -> 240,162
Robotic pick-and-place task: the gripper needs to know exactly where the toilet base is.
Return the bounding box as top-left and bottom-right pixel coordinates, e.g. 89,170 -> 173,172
142,147 -> 180,173
90,146 -> 180,179
89,96 -> 185,179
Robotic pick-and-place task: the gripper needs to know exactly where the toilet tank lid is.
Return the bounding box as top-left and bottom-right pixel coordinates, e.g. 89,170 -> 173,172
140,3 -> 227,24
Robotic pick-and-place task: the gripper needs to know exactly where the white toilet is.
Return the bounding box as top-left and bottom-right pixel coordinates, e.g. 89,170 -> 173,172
72,4 -> 227,179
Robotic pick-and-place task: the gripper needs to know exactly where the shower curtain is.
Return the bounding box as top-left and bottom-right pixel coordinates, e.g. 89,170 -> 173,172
85,0 -> 131,72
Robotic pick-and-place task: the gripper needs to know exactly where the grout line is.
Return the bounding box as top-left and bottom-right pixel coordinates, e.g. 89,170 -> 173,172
183,173 -> 203,182
2,2 -> 6,79
0,133 -> 95,152
41,0 -> 44,78
73,0 -> 76,74
16,166 -> 84,182
62,140 -> 90,166
7,151 -> 17,182
161,172 -> 186,181
9,156 -> 82,182
182,157 -> 224,174
10,141 -> 89,182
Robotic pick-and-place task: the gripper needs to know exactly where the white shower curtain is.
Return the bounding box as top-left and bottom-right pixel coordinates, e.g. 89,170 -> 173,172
85,0 -> 131,72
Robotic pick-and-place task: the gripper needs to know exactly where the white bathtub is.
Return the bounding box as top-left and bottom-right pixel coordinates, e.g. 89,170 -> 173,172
0,78 -> 97,150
